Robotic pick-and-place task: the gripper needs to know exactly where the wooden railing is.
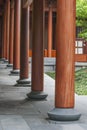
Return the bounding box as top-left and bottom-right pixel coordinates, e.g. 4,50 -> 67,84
29,38 -> 87,62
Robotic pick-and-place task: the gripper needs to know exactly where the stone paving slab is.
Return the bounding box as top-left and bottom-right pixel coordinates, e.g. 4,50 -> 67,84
79,124 -> 87,130
28,124 -> 61,130
0,115 -> 31,130
62,124 -> 87,130
0,126 -> 3,130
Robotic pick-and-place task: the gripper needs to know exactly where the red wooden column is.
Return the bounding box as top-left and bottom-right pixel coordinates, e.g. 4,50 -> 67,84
47,6 -> 52,57
5,0 -> 10,62
11,0 -> 21,75
0,9 -> 5,60
27,0 -> 48,99
2,2 -> 7,61
17,1 -> 31,86
0,12 -> 4,60
0,21 -> 2,59
48,0 -> 81,121
7,0 -> 14,67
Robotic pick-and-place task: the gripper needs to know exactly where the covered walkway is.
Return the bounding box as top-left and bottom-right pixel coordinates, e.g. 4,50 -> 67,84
0,0 -> 87,128
0,61 -> 86,130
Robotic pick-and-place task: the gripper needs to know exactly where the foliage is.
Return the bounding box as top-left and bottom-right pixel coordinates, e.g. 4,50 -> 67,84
75,68 -> 87,95
46,72 -> 55,79
46,68 -> 87,95
76,0 -> 87,39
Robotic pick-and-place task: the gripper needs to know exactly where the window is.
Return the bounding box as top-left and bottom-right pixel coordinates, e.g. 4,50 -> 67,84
75,40 -> 83,54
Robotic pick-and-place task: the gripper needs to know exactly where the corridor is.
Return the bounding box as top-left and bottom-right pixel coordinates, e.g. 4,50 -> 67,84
0,61 -> 87,130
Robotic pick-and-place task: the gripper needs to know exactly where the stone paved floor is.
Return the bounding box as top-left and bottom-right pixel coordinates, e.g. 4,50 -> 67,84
0,61 -> 87,129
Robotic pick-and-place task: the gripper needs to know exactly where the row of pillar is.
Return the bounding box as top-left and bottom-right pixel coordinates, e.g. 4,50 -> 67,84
1,0 -> 81,121
2,0 -> 53,60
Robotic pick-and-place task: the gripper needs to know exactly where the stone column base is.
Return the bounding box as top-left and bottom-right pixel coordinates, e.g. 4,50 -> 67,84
7,64 -> 13,68
10,69 -> 20,76
27,91 -> 48,100
1,59 -> 8,64
0,58 -> 6,61
15,78 -> 31,87
48,108 -> 81,121
4,59 -> 8,63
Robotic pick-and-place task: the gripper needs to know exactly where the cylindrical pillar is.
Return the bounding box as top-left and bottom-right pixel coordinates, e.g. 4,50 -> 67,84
0,9 -> 4,60
17,3 -> 30,86
3,3 -> 7,61
0,20 -> 2,59
5,0 -> 10,62
48,0 -> 81,121
0,12 -> 4,60
7,1 -> 14,67
11,0 -> 21,75
47,6 -> 52,57
27,0 -> 47,100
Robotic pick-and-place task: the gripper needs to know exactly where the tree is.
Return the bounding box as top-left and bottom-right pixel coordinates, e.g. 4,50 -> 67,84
76,0 -> 87,39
